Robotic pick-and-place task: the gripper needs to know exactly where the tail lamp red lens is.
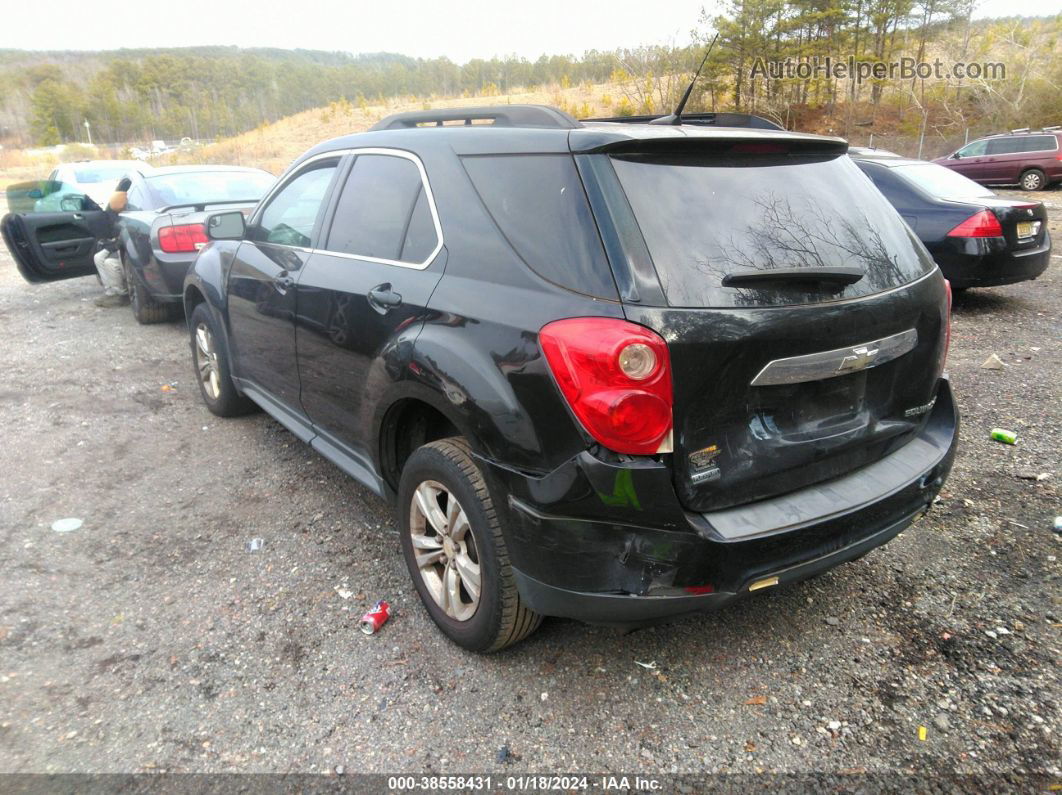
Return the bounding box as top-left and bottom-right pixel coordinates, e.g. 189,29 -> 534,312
159,223 -> 208,253
539,317 -> 673,455
946,209 -> 1002,238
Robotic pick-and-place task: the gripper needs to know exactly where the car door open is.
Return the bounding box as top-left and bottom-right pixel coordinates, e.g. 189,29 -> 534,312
1,181 -> 110,283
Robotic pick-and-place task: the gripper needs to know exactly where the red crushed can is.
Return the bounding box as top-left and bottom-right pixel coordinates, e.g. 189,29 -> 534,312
359,600 -> 390,635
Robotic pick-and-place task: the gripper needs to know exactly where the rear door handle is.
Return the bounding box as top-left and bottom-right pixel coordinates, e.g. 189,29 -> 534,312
367,283 -> 402,313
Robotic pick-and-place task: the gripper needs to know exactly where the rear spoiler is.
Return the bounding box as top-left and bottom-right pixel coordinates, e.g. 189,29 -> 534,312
159,199 -> 260,213
573,133 -> 849,157
582,112 -> 785,131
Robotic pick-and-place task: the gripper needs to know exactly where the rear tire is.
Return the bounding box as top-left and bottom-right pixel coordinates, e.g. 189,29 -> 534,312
125,258 -> 177,324
1019,169 -> 1046,191
398,437 -> 541,652
188,302 -> 256,417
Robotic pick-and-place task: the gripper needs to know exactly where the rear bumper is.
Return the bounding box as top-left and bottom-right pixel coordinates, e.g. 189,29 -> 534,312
934,231 -> 1051,289
487,379 -> 958,625
514,510 -> 915,624
136,254 -> 193,302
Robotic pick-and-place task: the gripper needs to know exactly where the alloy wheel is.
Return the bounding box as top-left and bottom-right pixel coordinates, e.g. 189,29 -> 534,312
1021,172 -> 1042,190
408,480 -> 481,621
195,323 -> 221,400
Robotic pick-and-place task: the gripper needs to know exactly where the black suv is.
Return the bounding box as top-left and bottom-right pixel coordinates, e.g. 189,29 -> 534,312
185,105 -> 958,652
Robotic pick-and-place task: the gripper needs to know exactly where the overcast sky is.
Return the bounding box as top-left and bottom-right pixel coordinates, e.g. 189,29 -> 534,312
1,0 -> 1058,63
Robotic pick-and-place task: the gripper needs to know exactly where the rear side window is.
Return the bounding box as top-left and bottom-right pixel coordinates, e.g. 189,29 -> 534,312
892,163 -> 994,198
125,183 -> 149,211
462,154 -> 616,299
855,161 -> 912,205
611,153 -> 934,308
1019,135 -> 1057,153
326,154 -> 439,264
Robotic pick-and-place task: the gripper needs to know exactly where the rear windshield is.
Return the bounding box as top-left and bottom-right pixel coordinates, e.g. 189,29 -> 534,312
611,154 -> 934,308
147,171 -> 274,207
73,164 -> 133,183
894,163 -> 994,199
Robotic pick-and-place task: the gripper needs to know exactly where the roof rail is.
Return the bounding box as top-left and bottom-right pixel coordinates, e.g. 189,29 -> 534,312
370,105 -> 581,131
582,112 -> 785,131
1042,125 -> 1060,132
1010,127 -> 1031,134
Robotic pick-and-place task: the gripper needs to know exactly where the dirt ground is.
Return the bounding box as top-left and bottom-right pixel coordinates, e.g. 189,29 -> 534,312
0,191 -> 1058,786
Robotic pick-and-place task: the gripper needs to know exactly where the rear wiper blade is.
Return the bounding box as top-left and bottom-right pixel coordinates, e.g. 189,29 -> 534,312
721,266 -> 865,287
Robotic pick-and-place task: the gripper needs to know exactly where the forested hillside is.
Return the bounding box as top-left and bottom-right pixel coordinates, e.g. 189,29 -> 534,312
0,48 -> 617,146
700,4 -> 1061,147
0,9 -> 1058,151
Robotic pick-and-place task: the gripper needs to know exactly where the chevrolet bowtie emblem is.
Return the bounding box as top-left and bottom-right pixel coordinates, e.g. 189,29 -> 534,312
837,345 -> 880,373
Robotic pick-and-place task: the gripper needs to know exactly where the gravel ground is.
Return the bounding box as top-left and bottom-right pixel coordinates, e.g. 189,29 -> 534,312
0,191 -> 1059,785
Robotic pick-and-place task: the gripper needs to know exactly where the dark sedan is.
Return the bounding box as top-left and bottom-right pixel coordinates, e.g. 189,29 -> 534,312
851,151 -> 1051,290
2,165 -> 274,322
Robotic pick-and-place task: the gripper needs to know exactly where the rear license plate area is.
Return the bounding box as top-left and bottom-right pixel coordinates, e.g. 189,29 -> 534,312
751,373 -> 867,440
1016,221 -> 1039,239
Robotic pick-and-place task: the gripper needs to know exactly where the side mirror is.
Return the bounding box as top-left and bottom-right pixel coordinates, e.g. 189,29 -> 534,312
60,195 -> 89,212
952,152 -> 962,159
27,189 -> 43,200
206,210 -> 246,241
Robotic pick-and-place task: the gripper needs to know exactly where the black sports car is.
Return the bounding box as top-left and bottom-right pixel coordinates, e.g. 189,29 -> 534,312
851,149 -> 1051,290
2,164 -> 274,322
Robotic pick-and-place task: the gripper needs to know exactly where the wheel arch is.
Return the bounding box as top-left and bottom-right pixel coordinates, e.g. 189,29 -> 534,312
183,283 -> 207,323
375,383 -> 474,493
403,319 -> 586,479
1019,167 -> 1046,189
184,240 -> 236,317
184,241 -> 241,387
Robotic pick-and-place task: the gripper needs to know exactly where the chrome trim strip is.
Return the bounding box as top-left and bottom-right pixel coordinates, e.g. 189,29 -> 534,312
750,328 -> 918,386
250,147 -> 444,272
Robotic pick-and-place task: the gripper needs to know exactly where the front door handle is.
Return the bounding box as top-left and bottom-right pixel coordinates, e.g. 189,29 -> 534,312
367,283 -> 402,314
273,272 -> 295,291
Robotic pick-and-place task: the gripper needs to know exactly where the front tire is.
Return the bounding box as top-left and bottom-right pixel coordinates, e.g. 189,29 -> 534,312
125,258 -> 177,324
188,303 -> 255,417
398,438 -> 541,652
1019,168 -> 1046,191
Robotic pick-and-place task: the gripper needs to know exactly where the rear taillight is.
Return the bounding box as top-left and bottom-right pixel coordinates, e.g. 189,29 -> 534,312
946,209 -> 1003,238
539,317 -> 673,455
159,223 -> 208,253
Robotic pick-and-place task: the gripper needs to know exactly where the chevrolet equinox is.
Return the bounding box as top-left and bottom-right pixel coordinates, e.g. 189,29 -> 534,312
183,105 -> 958,652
